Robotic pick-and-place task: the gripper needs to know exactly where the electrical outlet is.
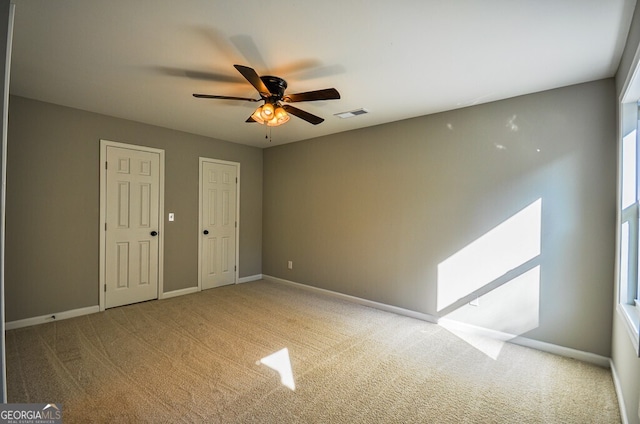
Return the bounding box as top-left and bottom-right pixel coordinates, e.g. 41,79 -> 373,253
287,261 -> 293,270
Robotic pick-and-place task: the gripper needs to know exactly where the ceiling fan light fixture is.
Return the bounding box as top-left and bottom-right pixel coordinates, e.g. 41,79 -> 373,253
252,104 -> 290,127
251,106 -> 265,124
273,106 -> 289,125
260,103 -> 275,120
266,112 -> 290,127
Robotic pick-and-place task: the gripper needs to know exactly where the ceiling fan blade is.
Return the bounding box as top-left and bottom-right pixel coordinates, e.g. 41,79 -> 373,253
246,115 -> 257,123
193,94 -> 259,102
234,64 -> 271,97
282,104 -> 324,125
283,88 -> 340,103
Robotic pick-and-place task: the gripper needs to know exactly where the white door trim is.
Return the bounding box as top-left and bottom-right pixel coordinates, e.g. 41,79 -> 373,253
99,139 -> 165,311
198,157 -> 240,291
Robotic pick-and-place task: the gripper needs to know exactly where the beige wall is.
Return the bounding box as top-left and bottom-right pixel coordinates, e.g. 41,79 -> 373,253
613,1 -> 640,422
5,95 -> 263,322
263,79 -> 617,357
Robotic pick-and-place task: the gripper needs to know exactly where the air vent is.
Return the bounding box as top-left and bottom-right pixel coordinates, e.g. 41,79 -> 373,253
334,108 -> 369,119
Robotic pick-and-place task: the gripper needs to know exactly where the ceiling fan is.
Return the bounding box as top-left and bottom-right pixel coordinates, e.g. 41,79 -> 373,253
193,65 -> 340,126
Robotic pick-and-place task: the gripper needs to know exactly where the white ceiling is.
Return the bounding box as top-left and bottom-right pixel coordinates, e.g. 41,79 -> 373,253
9,0 -> 637,148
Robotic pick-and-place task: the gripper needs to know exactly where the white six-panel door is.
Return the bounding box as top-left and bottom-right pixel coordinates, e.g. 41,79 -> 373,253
104,144 -> 162,308
199,159 -> 238,290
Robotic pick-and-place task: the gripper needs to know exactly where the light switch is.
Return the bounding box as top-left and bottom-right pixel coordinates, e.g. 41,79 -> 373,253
168,213 -> 175,222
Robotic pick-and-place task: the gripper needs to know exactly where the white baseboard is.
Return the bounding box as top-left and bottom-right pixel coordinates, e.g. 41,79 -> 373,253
161,286 -> 199,299
6,305 -> 100,330
438,317 -> 611,368
610,359 -> 630,424
238,274 -> 263,284
263,275 -> 610,368
7,277 -> 265,330
510,334 -> 611,368
263,275 -> 438,324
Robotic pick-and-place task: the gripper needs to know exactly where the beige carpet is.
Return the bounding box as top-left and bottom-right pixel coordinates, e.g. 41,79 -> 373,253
7,280 -> 620,423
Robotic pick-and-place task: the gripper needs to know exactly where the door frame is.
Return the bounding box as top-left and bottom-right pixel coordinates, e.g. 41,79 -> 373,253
99,139 -> 165,311
198,157 -> 240,291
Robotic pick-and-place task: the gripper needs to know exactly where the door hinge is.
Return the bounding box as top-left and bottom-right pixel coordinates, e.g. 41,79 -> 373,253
236,177 -> 238,184
234,265 -> 237,272
104,284 -> 107,292
235,221 -> 237,228
105,223 -> 107,231
105,161 -> 108,170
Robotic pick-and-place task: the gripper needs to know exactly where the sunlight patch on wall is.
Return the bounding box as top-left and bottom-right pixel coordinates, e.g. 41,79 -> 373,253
436,198 -> 542,359
437,199 -> 542,312
259,348 -> 296,390
439,266 -> 540,360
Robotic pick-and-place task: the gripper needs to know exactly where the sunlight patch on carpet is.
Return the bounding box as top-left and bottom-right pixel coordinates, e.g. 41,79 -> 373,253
438,318 -> 512,360
259,348 -> 296,390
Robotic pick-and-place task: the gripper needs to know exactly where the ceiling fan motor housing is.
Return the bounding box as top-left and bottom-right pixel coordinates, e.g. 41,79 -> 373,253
261,76 -> 287,102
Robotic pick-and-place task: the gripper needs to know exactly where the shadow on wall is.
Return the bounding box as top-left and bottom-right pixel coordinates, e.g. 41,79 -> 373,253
437,198 -> 542,359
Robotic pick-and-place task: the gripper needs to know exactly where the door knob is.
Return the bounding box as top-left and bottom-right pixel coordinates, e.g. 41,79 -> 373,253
203,230 -> 209,235
150,231 -> 158,236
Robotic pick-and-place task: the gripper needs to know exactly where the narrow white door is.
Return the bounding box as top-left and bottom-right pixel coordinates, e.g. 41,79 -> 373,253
105,146 -> 161,308
200,160 -> 238,289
